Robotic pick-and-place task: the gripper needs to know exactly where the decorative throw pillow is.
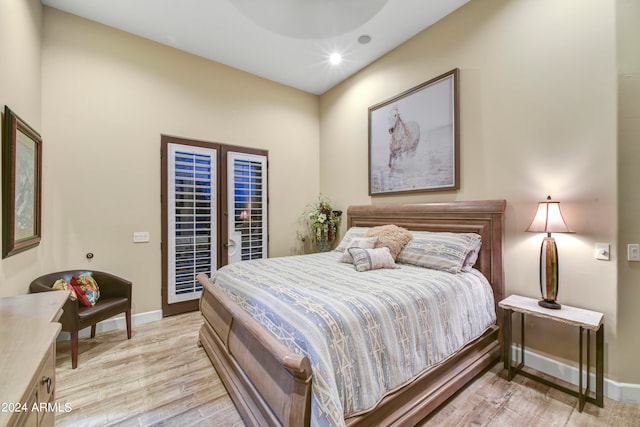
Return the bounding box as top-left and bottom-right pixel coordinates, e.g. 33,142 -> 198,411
364,224 -> 413,260
348,247 -> 398,272
64,278 -> 91,307
52,279 -> 78,299
70,273 -> 100,306
339,237 -> 379,263
396,231 -> 482,274
334,227 -> 371,253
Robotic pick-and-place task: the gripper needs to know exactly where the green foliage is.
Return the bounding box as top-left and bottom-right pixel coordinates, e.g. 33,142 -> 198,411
303,195 -> 342,243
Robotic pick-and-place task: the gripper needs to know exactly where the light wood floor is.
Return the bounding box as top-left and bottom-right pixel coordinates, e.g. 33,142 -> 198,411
55,312 -> 640,426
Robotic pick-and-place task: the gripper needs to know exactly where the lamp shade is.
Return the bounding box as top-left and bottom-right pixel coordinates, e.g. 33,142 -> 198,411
526,196 -> 573,235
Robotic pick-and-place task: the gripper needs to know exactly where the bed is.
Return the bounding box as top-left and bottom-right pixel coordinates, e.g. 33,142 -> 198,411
197,200 -> 505,426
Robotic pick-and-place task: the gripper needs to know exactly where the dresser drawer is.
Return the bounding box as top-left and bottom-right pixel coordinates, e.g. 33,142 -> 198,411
37,344 -> 56,425
7,344 -> 55,427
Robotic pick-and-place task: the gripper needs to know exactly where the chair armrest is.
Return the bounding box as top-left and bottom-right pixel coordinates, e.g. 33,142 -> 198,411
59,297 -> 80,332
91,271 -> 132,301
29,281 -> 56,293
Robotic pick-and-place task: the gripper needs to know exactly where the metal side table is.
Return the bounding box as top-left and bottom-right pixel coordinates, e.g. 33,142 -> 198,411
499,294 -> 604,411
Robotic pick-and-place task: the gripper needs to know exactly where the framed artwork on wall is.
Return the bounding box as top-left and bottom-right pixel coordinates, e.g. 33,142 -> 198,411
2,105 -> 42,258
368,68 -> 459,195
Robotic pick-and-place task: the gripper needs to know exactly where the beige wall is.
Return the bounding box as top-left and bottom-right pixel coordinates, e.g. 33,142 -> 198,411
0,0 -> 41,125
0,0 -> 44,297
320,0 -> 627,381
33,8 -> 318,314
617,0 -> 640,383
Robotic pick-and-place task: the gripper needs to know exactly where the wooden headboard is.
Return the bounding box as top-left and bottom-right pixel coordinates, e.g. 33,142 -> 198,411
347,200 -> 506,312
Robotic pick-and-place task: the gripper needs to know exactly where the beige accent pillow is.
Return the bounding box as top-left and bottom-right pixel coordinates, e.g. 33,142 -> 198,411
364,224 -> 413,260
339,237 -> 379,263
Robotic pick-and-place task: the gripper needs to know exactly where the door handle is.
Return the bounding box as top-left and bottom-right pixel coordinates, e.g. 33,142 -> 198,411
226,239 -> 238,256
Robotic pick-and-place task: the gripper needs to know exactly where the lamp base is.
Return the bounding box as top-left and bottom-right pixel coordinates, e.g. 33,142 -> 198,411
538,299 -> 561,310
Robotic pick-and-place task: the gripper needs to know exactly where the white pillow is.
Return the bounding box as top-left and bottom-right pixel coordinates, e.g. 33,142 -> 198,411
334,227 -> 371,252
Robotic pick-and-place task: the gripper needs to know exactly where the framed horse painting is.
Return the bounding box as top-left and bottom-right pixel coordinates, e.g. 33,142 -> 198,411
368,68 -> 459,195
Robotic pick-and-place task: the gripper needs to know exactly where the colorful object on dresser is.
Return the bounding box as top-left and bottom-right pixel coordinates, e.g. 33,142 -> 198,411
526,196 -> 573,309
52,272 -> 100,307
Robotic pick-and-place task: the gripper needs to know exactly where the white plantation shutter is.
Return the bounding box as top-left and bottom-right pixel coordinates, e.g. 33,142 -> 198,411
167,143 -> 216,303
227,152 -> 268,263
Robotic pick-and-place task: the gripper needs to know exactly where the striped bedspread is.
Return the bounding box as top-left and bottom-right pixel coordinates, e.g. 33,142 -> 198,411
211,251 -> 496,427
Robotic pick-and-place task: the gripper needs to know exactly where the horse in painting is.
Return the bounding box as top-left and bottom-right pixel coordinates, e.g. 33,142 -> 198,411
387,105 -> 420,169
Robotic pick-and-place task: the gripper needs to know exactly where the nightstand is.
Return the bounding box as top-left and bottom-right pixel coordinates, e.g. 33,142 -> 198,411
499,294 -> 604,411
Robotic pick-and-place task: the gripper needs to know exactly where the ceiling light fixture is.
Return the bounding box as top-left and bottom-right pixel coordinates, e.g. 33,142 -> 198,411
358,35 -> 372,44
329,53 -> 342,65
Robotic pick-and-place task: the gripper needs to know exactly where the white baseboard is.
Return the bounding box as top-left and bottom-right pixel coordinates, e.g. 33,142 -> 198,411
57,310 -> 163,341
510,346 -> 640,403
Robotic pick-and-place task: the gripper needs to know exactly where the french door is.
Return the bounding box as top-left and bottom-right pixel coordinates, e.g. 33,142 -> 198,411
161,135 -> 268,316
226,152 -> 268,263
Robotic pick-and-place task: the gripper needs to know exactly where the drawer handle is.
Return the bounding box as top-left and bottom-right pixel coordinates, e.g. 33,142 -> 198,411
41,376 -> 52,394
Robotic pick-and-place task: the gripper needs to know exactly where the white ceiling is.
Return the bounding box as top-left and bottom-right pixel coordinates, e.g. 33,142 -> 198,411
41,0 -> 469,95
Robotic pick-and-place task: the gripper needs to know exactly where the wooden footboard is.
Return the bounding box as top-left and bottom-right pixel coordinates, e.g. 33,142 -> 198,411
198,273 -> 499,427
198,273 -> 312,427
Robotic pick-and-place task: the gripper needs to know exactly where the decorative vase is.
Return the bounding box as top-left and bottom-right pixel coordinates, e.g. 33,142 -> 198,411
315,240 -> 332,253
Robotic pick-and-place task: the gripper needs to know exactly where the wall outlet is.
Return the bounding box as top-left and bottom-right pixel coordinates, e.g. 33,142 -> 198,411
628,244 -> 640,261
133,231 -> 150,243
595,243 -> 610,260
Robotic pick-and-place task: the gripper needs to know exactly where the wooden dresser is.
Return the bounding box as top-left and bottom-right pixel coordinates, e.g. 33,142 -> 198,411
0,291 -> 68,427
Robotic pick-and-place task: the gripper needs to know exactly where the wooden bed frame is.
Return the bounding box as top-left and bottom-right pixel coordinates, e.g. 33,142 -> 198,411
198,200 -> 506,426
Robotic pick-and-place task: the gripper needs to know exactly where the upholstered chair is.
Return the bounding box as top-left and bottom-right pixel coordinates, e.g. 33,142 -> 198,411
29,270 -> 132,368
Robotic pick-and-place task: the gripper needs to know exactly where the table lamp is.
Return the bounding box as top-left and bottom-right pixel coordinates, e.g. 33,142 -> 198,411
526,196 -> 573,309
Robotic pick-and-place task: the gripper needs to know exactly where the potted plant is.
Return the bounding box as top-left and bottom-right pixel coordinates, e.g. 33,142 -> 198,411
303,195 -> 342,252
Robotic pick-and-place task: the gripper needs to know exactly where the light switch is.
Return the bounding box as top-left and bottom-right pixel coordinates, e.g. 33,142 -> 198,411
628,244 -> 640,261
133,231 -> 150,243
595,243 -> 610,260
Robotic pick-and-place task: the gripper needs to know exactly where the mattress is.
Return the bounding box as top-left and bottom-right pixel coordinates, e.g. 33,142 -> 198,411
211,251 -> 496,427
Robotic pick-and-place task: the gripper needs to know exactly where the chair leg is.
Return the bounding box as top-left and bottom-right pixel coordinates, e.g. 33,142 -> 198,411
71,332 -> 79,369
126,310 -> 132,339
91,324 -> 97,338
